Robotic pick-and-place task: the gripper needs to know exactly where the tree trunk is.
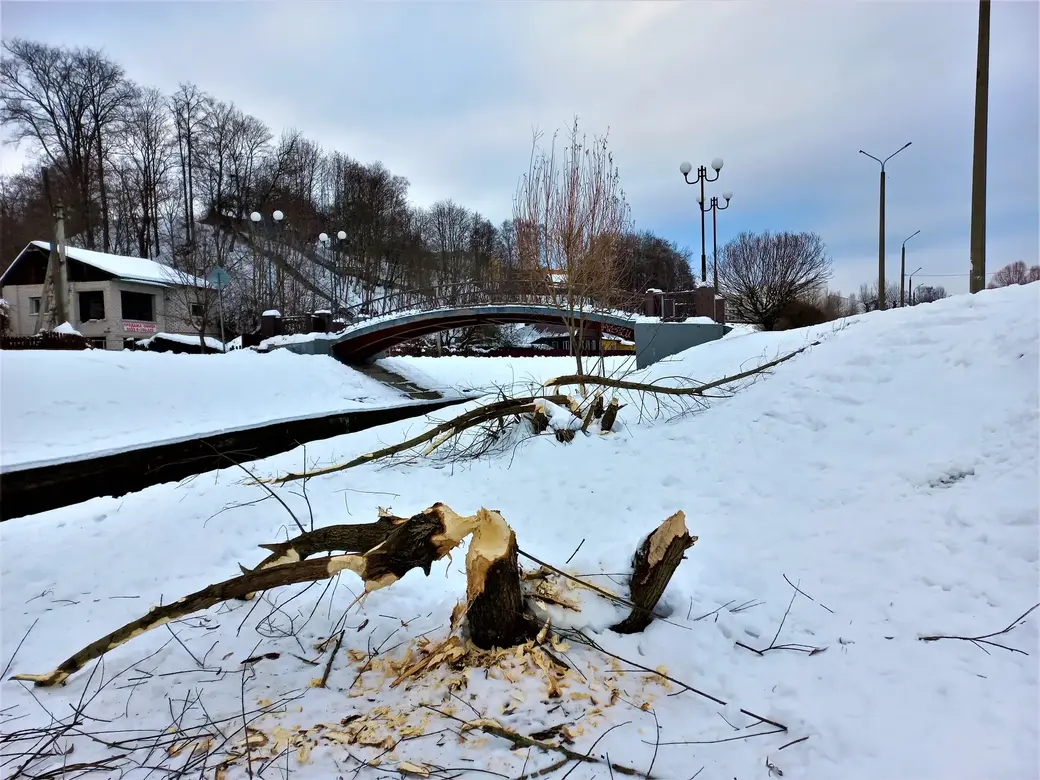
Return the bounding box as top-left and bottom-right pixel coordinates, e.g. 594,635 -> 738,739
95,125 -> 111,252
611,511 -> 696,634
600,397 -> 621,432
464,509 -> 537,649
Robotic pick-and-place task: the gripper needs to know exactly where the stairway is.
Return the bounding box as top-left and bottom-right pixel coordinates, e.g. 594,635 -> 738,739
353,361 -> 444,401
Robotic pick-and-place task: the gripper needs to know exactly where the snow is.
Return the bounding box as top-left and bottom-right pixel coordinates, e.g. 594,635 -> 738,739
137,332 -> 226,351
2,285 -> 1038,780
262,309 -> 282,317
51,321 -> 82,336
13,241 -> 210,288
0,348 -> 424,470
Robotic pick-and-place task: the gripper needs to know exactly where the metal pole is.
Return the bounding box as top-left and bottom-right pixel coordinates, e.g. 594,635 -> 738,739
699,170 -> 708,283
878,169 -> 886,310
711,200 -> 719,293
218,286 -> 226,347
969,0 -> 991,293
900,243 -> 906,308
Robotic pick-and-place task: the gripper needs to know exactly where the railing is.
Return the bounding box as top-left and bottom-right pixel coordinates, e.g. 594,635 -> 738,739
348,280 -> 646,321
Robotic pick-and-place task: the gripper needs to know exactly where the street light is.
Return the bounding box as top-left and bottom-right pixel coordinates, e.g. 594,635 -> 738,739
700,191 -> 732,294
249,210 -> 284,309
900,229 -> 921,307
679,157 -> 724,283
907,266 -> 923,305
859,142 -> 911,310
318,229 -> 349,316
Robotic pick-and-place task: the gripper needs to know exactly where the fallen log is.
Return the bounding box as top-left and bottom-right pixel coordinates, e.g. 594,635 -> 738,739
612,511 -> 696,634
12,504 -> 482,687
247,511 -> 408,571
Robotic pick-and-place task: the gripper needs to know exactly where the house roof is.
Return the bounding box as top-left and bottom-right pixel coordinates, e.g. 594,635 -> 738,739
0,241 -> 209,288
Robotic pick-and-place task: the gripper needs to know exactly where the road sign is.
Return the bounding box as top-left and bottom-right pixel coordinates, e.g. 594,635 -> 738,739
206,267 -> 231,290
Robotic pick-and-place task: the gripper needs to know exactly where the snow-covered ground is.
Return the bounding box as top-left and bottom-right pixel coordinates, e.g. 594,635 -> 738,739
0,348 -> 434,470
2,284 -> 1037,780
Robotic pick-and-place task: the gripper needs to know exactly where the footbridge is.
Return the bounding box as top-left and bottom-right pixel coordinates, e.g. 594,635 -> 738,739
279,283 -> 731,369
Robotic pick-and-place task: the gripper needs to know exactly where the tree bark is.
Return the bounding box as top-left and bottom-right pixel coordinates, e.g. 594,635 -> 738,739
611,511 -> 696,634
600,397 -> 621,432
464,509 -> 537,649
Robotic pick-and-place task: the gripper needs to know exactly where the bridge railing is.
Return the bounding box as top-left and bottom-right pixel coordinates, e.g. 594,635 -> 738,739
350,281 -> 645,320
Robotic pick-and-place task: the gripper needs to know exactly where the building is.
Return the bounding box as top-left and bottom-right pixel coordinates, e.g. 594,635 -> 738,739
0,241 -> 213,349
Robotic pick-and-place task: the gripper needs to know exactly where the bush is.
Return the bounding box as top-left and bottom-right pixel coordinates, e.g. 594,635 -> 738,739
772,299 -> 830,331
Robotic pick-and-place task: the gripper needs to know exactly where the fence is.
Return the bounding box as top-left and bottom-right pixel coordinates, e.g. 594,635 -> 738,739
0,331 -> 91,351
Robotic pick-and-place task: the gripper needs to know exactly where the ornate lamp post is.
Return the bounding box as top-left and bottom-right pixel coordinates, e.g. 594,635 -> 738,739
249,209 -> 284,310
679,158 -> 724,283
318,230 -> 347,315
697,191 -> 733,294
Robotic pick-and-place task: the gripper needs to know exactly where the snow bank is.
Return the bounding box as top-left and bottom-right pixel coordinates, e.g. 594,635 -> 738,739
137,332 -> 226,351
1,285 -> 1037,780
0,348 -> 418,469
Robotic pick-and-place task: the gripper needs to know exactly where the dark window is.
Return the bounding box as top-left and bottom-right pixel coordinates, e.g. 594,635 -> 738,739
190,303 -> 204,318
29,297 -> 41,315
120,291 -> 154,322
89,337 -> 107,349
79,291 -> 105,321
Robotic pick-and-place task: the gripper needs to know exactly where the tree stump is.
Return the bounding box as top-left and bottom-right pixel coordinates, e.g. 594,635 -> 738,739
600,397 -> 622,432
464,509 -> 537,649
611,510 -> 696,634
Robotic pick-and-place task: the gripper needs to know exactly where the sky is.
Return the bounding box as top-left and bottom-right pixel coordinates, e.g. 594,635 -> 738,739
1,0 -> 1037,297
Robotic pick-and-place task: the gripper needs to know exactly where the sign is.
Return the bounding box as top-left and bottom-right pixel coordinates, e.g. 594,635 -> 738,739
601,323 -> 635,341
124,321 -> 156,334
206,267 -> 231,290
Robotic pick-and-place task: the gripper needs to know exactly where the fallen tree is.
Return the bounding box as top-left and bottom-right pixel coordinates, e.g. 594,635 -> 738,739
12,505 -> 692,688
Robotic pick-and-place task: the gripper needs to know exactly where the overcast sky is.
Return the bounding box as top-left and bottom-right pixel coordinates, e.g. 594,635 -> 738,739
1,0 -> 1037,295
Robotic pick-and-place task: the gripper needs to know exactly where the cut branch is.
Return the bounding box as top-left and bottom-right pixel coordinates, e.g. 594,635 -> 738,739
11,504 -> 482,687
546,342 -> 822,398
270,395 -> 576,484
246,513 -> 409,571
612,511 -> 696,634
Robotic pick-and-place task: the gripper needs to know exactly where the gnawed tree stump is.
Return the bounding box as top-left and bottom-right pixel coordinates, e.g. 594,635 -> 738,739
12,504 -> 482,687
463,509 -> 538,649
531,403 -> 550,435
600,398 -> 622,433
611,510 -> 696,634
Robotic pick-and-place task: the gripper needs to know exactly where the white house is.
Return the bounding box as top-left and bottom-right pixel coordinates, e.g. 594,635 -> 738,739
0,241 -> 213,349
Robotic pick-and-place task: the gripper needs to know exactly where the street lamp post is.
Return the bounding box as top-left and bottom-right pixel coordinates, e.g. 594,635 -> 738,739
900,230 -> 921,307
697,191 -> 733,294
250,209 -> 284,310
859,142 -> 911,310
318,229 -> 347,315
679,158 -> 724,283
907,266 -> 923,305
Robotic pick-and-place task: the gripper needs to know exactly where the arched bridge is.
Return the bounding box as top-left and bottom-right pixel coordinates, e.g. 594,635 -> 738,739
330,304 -> 641,363
277,282 -> 730,368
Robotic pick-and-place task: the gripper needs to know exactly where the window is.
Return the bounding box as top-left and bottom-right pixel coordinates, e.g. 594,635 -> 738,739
190,303 -> 204,318
120,291 -> 154,322
89,337 -> 107,350
79,291 -> 105,321
29,297 -> 41,315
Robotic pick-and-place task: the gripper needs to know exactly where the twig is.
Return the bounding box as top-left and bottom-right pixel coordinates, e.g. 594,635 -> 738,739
782,574 -> 834,613
778,735 -> 810,751
565,539 -> 585,566
318,629 -> 345,688
919,602 -> 1040,656
1,618 -> 38,680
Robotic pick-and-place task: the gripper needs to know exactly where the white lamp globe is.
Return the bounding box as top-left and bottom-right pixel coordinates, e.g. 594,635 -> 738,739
723,191 -> 733,200
318,232 -> 329,244
679,161 -> 693,175
695,192 -> 704,204
337,230 -> 347,240
711,157 -> 724,171
272,210 -> 284,222
250,211 -> 261,222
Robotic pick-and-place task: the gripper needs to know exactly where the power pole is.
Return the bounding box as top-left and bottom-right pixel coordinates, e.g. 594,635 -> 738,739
969,0 -> 991,293
878,168 -> 887,310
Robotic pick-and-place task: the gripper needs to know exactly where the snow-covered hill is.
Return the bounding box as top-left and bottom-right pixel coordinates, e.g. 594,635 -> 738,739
2,284 -> 1037,779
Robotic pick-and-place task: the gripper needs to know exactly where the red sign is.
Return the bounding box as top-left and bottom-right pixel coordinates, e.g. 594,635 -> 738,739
601,323 -> 635,341
124,321 -> 156,334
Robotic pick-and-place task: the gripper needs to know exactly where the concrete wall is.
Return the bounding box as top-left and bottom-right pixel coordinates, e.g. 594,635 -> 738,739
633,321 -> 730,369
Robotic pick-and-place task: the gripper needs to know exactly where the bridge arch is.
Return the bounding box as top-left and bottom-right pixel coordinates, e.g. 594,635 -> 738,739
329,304 -> 637,363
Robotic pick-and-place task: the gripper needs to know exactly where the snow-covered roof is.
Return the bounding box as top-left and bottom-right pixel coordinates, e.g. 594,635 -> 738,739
0,242 -> 209,288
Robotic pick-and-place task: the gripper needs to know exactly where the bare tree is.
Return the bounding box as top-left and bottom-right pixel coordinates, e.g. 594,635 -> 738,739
513,117 -> 631,375
988,261 -> 1040,288
717,231 -> 831,329
170,83 -> 208,247
912,285 -> 947,304
856,280 -> 900,312
166,225 -> 235,350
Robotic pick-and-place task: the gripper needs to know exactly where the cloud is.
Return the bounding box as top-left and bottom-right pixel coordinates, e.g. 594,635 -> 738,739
2,0 -> 1036,291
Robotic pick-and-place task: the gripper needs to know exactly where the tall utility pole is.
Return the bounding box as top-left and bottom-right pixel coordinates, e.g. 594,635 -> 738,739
900,230 -> 921,307
969,0 -> 991,293
859,142 -> 912,311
